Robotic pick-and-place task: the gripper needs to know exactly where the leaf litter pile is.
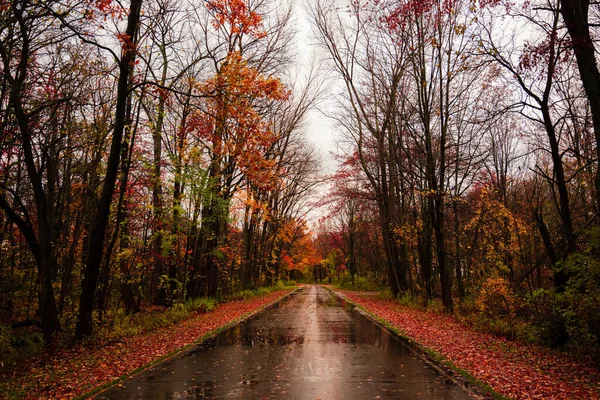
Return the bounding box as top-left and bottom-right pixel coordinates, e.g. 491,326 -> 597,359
340,291 -> 600,399
1,290 -> 291,399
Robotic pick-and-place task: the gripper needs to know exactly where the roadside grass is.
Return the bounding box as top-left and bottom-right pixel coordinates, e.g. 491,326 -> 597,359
226,280 -> 296,301
334,275 -> 383,292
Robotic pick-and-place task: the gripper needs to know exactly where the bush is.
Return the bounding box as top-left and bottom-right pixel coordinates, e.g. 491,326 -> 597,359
395,292 -> 445,312
0,325 -> 13,367
97,297 -> 218,342
0,325 -> 43,370
336,274 -> 380,291
560,250 -> 600,357
476,276 -> 517,319
470,311 -> 540,342
378,287 -> 394,300
527,288 -> 565,347
185,298 -> 217,314
227,281 -> 296,301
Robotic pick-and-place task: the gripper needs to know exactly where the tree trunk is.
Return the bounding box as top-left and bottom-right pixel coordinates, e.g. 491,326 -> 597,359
151,91 -> 166,305
559,0 -> 600,213
419,201 -> 433,300
453,201 -> 464,300
76,0 -> 143,338
38,246 -> 62,343
433,194 -> 453,312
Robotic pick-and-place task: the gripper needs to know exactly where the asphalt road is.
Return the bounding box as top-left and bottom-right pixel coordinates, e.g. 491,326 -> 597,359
96,285 -> 474,399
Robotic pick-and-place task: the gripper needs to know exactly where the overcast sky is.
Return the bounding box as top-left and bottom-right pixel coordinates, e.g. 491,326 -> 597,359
293,1 -> 340,176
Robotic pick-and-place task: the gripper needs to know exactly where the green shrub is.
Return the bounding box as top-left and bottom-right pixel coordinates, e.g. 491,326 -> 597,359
396,292 -> 432,310
521,232 -> 600,357
185,298 -> 216,313
527,288 -> 565,347
0,325 -> 13,367
227,281 -> 295,301
229,289 -> 254,301
560,250 -> 600,357
426,298 -> 446,314
454,293 -> 542,345
378,287 -> 394,300
97,298 -> 217,342
336,274 -> 380,291
0,325 -> 43,370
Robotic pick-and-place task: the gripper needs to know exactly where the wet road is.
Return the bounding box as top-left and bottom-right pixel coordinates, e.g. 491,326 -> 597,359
97,285 -> 473,399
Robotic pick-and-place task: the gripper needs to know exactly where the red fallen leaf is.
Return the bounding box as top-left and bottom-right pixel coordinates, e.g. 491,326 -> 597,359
2,290 -> 292,400
340,290 -> 600,400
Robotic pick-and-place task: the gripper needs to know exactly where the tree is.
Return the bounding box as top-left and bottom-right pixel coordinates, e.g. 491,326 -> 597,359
559,0 -> 600,212
186,1 -> 290,297
0,0 -> 78,342
76,0 -> 143,338
476,0 -> 578,291
311,0 -> 410,296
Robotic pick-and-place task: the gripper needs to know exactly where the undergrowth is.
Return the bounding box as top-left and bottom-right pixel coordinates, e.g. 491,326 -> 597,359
226,280 -> 295,301
0,282 -> 294,372
335,274 -> 382,291
95,297 -> 218,342
0,325 -> 43,370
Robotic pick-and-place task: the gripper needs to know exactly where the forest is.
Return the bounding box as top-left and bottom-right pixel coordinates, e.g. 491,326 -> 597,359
1,0 -> 600,384
313,0 -> 600,360
0,0 -> 321,350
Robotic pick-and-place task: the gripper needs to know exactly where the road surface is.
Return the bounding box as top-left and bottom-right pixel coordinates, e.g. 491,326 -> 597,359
97,285 -> 473,399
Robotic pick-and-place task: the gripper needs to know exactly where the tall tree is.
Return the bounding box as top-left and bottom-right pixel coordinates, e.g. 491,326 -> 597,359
559,0 -> 600,213
76,0 -> 143,338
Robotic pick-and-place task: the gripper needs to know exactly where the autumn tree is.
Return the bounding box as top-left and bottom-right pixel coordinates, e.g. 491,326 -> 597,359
0,0 -> 105,342
311,0 -> 411,296
186,0 -> 290,298
475,0 -> 583,292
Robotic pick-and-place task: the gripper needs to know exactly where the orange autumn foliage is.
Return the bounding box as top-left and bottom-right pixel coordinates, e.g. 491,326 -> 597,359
276,219 -> 320,273
207,0 -> 266,38
190,51 -> 289,191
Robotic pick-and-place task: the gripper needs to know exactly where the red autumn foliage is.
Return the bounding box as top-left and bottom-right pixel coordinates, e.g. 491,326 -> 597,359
1,290 -> 292,400
340,291 -> 600,400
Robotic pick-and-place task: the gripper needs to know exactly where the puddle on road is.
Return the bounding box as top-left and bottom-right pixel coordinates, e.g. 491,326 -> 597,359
198,287 -> 411,353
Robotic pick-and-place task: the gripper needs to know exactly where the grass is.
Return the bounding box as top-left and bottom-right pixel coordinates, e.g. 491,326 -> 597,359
334,274 -> 382,291
226,280 -> 296,301
0,325 -> 43,371
95,297 -> 218,343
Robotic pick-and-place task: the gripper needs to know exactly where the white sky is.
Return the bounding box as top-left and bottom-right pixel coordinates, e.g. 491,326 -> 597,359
294,1 -> 340,176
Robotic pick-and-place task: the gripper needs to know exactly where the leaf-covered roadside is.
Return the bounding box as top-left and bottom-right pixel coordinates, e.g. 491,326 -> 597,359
340,291 -> 600,400
0,289 -> 292,400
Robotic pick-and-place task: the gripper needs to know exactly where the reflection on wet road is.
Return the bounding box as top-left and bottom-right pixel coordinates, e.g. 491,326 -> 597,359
97,285 -> 473,399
